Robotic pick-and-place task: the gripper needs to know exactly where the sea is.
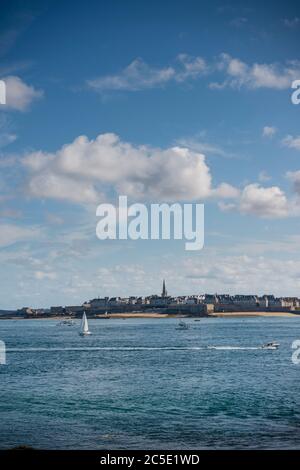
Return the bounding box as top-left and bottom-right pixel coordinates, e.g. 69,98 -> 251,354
0,316 -> 300,449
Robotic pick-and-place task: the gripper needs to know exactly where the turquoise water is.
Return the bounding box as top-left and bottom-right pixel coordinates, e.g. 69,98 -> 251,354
0,317 -> 300,449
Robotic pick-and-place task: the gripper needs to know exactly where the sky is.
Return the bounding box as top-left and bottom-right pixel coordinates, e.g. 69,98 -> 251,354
1,0 -> 300,308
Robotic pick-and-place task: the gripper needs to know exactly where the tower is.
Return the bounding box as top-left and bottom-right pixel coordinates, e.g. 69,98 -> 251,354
162,279 -> 167,298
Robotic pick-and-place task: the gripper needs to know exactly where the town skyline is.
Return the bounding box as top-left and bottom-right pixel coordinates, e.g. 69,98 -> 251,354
2,279 -> 300,313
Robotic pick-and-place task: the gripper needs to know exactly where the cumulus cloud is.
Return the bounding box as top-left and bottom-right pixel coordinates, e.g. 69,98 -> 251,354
21,131 -> 300,221
22,132 -> 237,205
211,182 -> 240,199
239,184 -> 289,217
22,133 -> 300,220
220,183 -> 289,218
26,170 -> 101,204
87,55 -> 208,92
210,53 -> 300,90
3,75 -> 43,111
282,135 -> 300,150
262,126 -> 277,138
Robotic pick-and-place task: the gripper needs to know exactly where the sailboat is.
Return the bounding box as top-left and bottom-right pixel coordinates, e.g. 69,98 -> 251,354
79,312 -> 91,336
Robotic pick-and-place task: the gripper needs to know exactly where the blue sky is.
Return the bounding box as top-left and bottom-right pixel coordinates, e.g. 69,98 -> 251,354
1,0 -> 300,308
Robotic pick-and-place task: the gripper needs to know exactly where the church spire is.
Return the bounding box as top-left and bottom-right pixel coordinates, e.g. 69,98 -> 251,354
162,279 -> 167,298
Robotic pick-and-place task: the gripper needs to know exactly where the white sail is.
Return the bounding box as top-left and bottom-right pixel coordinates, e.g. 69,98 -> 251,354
79,312 -> 91,335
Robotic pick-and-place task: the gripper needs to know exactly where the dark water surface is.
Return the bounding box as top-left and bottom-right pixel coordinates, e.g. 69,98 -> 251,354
0,317 -> 300,449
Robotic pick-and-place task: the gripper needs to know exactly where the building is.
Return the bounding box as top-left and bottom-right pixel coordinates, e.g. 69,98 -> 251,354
109,297 -> 124,306
89,297 -> 109,308
279,297 -> 299,309
50,306 -> 65,315
65,305 -> 84,314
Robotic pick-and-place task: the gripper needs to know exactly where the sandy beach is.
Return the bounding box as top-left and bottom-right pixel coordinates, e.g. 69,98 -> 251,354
210,311 -> 299,318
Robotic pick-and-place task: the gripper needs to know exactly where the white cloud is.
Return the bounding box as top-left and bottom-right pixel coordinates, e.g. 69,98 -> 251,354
262,126 -> 277,138
282,135 -> 300,150
26,170 -> 101,204
16,125 -> 300,223
87,53 -> 300,94
211,182 -> 240,199
220,183 -> 289,218
175,54 -> 208,81
239,184 -> 289,218
22,133 -> 300,220
211,53 -> 300,90
176,136 -> 232,158
23,132 -> 237,204
3,75 -> 43,111
87,55 -> 208,92
87,58 -> 175,92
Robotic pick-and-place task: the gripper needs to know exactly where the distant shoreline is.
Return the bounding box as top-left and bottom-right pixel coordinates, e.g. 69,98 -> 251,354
0,311 -> 299,320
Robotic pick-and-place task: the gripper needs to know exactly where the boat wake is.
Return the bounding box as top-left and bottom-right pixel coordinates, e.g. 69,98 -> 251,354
6,345 -> 267,352
207,346 -> 260,350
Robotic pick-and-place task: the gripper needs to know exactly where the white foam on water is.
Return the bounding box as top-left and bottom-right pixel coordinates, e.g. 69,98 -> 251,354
6,345 -> 262,352
6,346 -> 205,352
207,346 -> 260,350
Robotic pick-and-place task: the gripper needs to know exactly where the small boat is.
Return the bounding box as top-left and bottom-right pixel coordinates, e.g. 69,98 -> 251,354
104,311 -> 110,319
79,312 -> 91,336
262,342 -> 280,350
176,320 -> 189,330
194,319 -> 201,322
57,319 -> 76,326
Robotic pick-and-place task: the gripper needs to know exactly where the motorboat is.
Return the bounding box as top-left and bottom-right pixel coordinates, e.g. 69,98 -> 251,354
57,319 -> 76,326
262,342 -> 280,350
